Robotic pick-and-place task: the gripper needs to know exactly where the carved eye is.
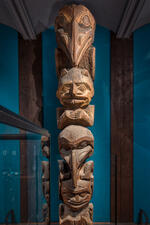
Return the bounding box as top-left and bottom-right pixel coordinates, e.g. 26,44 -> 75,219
79,15 -> 91,28
61,145 -> 70,152
61,84 -> 70,93
67,193 -> 74,198
79,141 -> 87,148
81,69 -> 89,77
85,83 -> 92,91
77,83 -> 86,92
61,68 -> 68,76
80,192 -> 88,197
56,16 -> 65,29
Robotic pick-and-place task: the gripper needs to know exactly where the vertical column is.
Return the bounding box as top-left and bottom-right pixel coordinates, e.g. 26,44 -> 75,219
19,34 -> 43,126
111,33 -> 133,222
55,4 -> 96,225
19,34 -> 43,222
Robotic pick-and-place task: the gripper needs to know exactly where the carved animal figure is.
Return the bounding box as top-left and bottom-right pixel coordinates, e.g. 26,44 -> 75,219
55,4 -> 95,67
58,125 -> 94,187
56,68 -> 94,108
55,4 -> 96,225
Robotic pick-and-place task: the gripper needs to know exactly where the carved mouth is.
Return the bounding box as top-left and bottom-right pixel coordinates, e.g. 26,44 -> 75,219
63,98 -> 88,105
67,201 -> 89,210
69,200 -> 88,206
64,99 -> 84,103
63,97 -> 88,104
63,96 -> 87,100
63,99 -> 89,107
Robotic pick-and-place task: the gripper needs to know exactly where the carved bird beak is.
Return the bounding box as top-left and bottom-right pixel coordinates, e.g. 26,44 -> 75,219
69,21 -> 92,66
71,150 -> 78,188
56,21 -> 93,66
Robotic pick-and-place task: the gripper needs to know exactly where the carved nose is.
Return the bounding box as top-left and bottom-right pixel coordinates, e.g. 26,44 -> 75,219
70,83 -> 77,96
70,21 -> 89,66
70,21 -> 79,66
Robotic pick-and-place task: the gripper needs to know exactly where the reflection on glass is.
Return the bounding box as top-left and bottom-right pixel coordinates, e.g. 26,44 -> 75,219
0,123 -> 49,224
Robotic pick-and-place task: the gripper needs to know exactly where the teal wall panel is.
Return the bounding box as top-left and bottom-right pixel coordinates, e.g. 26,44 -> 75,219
42,25 -> 110,222
134,24 -> 150,222
0,24 -> 19,112
0,24 -> 19,223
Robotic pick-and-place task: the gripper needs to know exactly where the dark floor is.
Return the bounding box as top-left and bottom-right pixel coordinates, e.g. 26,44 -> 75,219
51,223 -> 136,225
0,223 -> 139,225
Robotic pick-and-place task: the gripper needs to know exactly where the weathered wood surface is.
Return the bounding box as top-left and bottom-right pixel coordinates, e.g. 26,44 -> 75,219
111,33 -> 133,222
55,4 -> 96,224
56,67 -> 94,109
57,105 -> 95,129
55,4 -> 95,70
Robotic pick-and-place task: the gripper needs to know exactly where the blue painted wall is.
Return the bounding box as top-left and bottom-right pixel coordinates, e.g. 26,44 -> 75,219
0,24 -> 20,223
42,25 -> 110,222
0,24 -> 19,112
134,24 -> 150,222
1,19 -> 150,223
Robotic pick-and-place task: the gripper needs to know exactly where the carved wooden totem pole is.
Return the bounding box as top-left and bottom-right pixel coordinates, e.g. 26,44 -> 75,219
55,4 -> 96,225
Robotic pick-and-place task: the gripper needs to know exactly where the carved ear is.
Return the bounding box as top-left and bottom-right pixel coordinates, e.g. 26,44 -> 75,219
89,46 -> 95,80
82,69 -> 89,77
61,68 -> 68,77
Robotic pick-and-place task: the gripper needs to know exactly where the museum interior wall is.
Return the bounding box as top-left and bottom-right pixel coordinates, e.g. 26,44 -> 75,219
134,24 -> 150,221
0,21 -> 150,223
0,24 -> 20,223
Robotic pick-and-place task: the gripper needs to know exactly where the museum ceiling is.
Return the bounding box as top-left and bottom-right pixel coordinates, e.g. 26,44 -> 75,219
0,0 -> 149,39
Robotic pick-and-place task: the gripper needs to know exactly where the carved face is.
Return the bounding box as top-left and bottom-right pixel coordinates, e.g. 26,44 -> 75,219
60,179 -> 93,211
56,68 -> 94,108
59,125 -> 94,187
59,161 -> 94,210
55,4 -> 95,66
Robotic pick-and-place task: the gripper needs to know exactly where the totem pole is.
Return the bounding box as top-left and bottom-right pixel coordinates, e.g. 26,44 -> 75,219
55,4 -> 96,224
41,136 -> 50,223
